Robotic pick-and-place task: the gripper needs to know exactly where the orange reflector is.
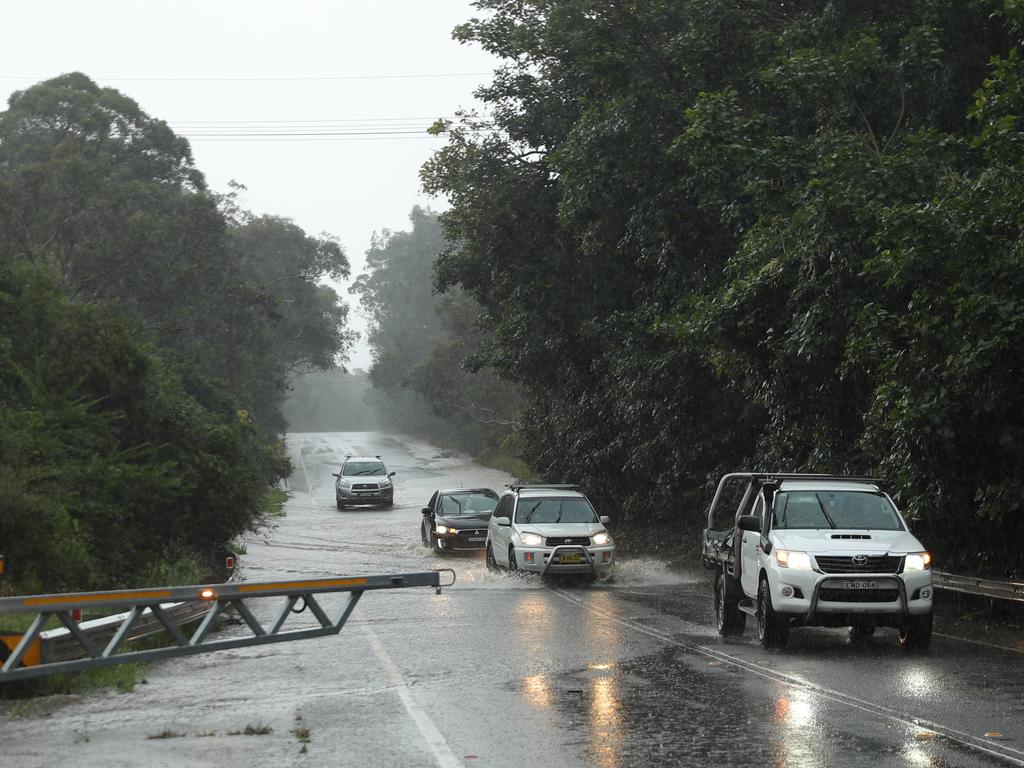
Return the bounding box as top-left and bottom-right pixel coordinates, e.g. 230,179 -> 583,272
0,634 -> 40,667
199,588 -> 217,600
25,590 -> 173,607
238,577 -> 368,593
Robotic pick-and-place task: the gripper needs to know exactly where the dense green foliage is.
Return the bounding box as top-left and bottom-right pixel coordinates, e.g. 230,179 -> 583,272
424,1 -> 1024,574
0,75 -> 350,592
351,208 -> 521,455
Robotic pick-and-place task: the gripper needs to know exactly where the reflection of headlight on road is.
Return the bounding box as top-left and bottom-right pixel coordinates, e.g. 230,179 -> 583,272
520,533 -> 543,547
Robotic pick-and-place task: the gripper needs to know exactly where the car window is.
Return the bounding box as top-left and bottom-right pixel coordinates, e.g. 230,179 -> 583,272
440,492 -> 498,517
772,491 -> 903,530
514,497 -> 598,524
343,461 -> 386,476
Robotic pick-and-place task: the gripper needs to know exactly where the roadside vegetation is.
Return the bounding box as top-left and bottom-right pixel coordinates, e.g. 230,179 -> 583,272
0,74 -> 353,596
367,1 -> 1024,576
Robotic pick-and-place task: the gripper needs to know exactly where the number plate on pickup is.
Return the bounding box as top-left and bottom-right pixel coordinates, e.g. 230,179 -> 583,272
559,553 -> 583,565
839,580 -> 879,590
468,537 -> 485,542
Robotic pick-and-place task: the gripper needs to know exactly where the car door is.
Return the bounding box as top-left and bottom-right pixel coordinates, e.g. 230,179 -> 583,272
740,495 -> 765,597
489,495 -> 513,564
423,491 -> 439,540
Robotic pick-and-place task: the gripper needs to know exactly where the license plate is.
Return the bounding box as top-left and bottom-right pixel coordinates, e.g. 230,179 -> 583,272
468,537 -> 485,542
840,580 -> 879,589
559,553 -> 583,565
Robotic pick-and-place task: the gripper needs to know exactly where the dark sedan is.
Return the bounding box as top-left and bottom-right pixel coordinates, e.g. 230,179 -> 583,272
421,488 -> 499,553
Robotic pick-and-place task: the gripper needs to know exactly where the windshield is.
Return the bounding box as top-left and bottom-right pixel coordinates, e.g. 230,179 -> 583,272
342,461 -> 386,476
514,497 -> 598,524
772,491 -> 903,530
439,491 -> 498,517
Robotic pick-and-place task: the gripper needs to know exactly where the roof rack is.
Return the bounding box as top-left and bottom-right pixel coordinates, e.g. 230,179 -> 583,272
506,484 -> 580,492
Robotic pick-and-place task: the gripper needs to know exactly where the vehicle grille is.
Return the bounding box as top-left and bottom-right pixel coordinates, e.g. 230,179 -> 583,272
455,529 -> 487,538
815,555 -> 903,574
819,588 -> 899,603
546,536 -> 591,546
352,483 -> 378,490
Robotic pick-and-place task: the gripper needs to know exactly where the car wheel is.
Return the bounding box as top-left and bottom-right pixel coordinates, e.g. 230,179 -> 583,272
485,544 -> 498,572
431,533 -> 444,554
715,571 -> 745,636
757,577 -> 788,649
508,546 -> 519,573
849,622 -> 875,639
336,499 -> 346,510
380,501 -> 393,509
899,612 -> 933,651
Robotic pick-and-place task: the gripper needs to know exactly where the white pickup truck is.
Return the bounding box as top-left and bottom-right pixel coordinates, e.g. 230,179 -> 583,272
702,473 -> 934,650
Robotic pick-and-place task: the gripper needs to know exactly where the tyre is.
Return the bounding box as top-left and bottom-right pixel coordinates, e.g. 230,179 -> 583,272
715,571 -> 745,636
849,622 -> 875,639
485,544 -> 498,572
899,612 -> 933,651
336,499 -> 346,510
431,533 -> 443,554
380,501 -> 393,509
508,546 -> 519,573
757,577 -> 788,649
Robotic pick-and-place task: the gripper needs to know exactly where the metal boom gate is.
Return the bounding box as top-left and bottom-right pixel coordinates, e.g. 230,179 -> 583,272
0,571 -> 448,682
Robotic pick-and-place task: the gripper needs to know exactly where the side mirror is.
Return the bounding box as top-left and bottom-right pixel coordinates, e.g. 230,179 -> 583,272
331,472 -> 340,478
421,507 -> 432,516
494,516 -> 511,527
600,515 -> 610,525
737,514 -> 761,532
389,471 -> 396,477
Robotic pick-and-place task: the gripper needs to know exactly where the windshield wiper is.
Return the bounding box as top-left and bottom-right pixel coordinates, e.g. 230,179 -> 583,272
814,494 -> 838,529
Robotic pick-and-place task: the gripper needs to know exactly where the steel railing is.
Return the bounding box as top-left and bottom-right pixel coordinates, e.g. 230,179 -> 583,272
0,571 -> 450,682
932,570 -> 1024,603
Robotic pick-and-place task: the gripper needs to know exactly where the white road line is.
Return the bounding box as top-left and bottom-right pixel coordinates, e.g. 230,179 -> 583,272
549,587 -> 1024,767
361,624 -> 462,768
934,631 -> 1024,655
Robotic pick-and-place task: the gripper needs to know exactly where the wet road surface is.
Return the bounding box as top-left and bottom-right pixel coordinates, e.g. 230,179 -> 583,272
3,431 -> 1023,767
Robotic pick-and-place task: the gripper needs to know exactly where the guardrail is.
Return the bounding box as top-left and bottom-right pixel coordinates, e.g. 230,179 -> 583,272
0,571 -> 451,682
932,570 -> 1024,603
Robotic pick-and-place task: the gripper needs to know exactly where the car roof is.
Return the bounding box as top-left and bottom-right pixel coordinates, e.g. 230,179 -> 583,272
514,488 -> 585,499
437,488 -> 497,496
345,455 -> 385,463
778,480 -> 881,493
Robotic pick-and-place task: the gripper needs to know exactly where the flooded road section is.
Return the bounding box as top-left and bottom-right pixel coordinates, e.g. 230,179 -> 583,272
3,431 -> 1023,767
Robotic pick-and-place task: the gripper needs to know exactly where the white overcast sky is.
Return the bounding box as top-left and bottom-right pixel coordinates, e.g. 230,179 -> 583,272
0,1 -> 498,370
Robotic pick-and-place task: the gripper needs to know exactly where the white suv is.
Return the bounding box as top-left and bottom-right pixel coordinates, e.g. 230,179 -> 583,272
705,474 -> 934,650
485,485 -> 615,577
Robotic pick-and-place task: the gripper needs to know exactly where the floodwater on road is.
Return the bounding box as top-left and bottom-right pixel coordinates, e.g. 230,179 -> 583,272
2,431 -> 1023,767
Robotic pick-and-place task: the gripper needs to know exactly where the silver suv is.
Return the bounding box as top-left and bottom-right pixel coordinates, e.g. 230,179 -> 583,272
332,455 -> 395,509
485,484 -> 615,577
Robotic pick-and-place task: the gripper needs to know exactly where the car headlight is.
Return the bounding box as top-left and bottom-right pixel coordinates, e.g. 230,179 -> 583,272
520,533 -> 543,547
904,552 -> 932,571
436,525 -> 452,535
775,549 -> 812,570
592,531 -> 612,546
380,477 -> 392,487
337,479 -> 351,489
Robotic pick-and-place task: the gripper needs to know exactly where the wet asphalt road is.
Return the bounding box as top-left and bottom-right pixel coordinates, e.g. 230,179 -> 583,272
3,431 -> 1023,767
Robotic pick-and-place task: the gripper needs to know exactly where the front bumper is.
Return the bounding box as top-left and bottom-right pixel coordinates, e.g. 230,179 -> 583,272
435,529 -> 489,551
336,486 -> 393,503
770,566 -> 933,619
513,544 -> 615,575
